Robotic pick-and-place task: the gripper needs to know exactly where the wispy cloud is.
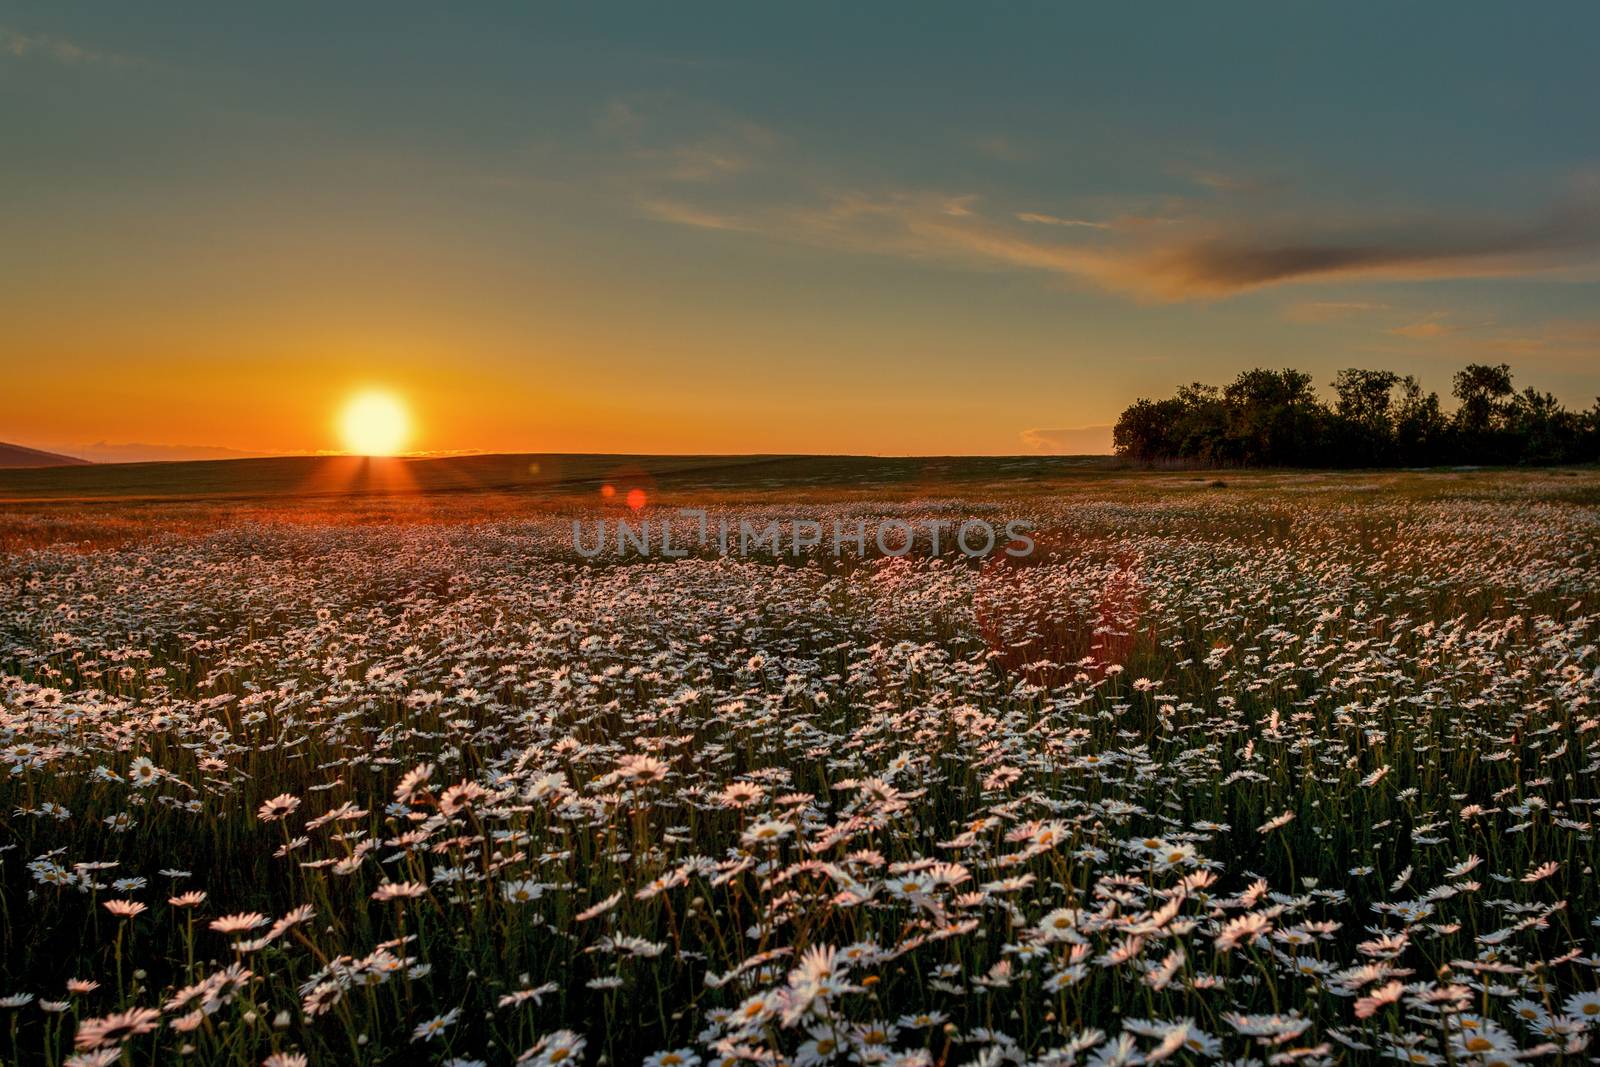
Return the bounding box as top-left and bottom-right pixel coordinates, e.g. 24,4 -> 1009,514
599,95 -> 780,185
0,25 -> 134,67
652,121 -> 778,183
637,198 -> 750,232
1019,425 -> 1114,454
617,106 -> 1600,301
1183,169 -> 1291,196
1015,212 -> 1110,229
649,182 -> 1600,300
1283,300 -> 1390,323
1389,315 -> 1460,340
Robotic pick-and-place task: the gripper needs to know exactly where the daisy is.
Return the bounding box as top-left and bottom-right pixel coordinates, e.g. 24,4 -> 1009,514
209,912 -> 270,934
412,1008 -> 461,1042
644,1050 -> 701,1067
74,1007 -> 162,1050
257,794 -> 301,822
1562,990 -> 1600,1020
741,818 -> 795,846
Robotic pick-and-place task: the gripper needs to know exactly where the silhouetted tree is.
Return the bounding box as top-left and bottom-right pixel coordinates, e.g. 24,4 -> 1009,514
1172,383 -> 1229,464
1221,368 -> 1327,466
1111,398 -> 1182,462
1112,362 -> 1596,468
1332,369 -> 1401,465
1393,376 -> 1447,465
1505,387 -> 1579,465
1451,362 -> 1516,462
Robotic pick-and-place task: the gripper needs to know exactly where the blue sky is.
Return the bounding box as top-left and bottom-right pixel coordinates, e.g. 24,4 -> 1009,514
3,3 -> 1598,455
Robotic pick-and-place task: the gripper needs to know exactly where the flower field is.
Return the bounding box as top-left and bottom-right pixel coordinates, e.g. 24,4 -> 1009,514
3,471 -> 1599,1066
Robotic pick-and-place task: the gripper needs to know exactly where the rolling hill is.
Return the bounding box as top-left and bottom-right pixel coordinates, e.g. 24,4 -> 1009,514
0,442 -> 90,469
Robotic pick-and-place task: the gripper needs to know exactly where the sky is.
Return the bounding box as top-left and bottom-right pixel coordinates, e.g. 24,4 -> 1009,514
3,3 -> 1600,458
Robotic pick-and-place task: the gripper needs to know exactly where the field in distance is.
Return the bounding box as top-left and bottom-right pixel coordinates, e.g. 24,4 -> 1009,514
0,452 -> 1124,504
2,454 -> 1594,553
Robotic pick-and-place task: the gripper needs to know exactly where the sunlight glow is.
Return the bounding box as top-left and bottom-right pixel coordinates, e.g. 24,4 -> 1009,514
338,390 -> 411,455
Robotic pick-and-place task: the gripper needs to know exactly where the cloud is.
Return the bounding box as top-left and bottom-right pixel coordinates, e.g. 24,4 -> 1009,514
1019,425 -> 1114,454
1188,170 -> 1262,193
649,182 -> 1600,300
660,144 -> 753,182
619,103 -> 1600,302
600,96 -> 779,185
647,189 -> 1129,284
939,195 -> 980,217
1389,316 -> 1459,339
655,122 -> 777,182
61,442 -> 269,464
638,198 -> 750,232
1136,195 -> 1600,296
0,25 -> 132,66
1180,168 -> 1295,197
1283,300 -> 1390,323
1015,212 -> 1110,229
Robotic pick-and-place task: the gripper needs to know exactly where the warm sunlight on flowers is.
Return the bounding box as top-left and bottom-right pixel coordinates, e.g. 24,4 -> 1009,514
2,475 -> 1596,1065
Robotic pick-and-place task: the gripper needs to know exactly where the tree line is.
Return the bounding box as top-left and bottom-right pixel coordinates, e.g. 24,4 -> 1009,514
1113,363 -> 1600,467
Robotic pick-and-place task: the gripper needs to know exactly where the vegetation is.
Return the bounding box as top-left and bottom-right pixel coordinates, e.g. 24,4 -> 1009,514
1,470 -> 1598,1065
1113,363 -> 1600,467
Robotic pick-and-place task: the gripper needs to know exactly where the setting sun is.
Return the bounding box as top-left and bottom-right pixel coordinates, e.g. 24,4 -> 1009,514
338,390 -> 411,455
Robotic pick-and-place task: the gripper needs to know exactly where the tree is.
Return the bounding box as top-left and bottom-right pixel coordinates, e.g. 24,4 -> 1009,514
1111,362 -> 1592,469
1332,369 -> 1401,465
1334,369 -> 1401,426
1585,400 -> 1600,461
1451,363 -> 1515,461
1393,376 -> 1446,465
1172,383 -> 1229,464
1506,387 -> 1580,464
1452,363 -> 1514,428
1112,398 -> 1182,462
1221,368 -> 1328,466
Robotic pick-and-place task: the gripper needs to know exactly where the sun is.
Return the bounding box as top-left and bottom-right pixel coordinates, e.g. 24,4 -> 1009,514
338,390 -> 411,455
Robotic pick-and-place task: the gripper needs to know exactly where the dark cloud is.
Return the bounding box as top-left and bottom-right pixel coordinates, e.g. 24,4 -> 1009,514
1139,196 -> 1600,295
639,150 -> 1600,301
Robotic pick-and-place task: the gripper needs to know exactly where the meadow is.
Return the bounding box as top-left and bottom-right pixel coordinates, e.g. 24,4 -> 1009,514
2,457 -> 1598,1066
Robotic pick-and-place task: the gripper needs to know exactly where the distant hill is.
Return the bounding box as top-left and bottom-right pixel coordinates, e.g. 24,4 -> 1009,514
68,441 -> 268,463
0,442 -> 91,469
